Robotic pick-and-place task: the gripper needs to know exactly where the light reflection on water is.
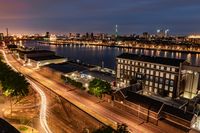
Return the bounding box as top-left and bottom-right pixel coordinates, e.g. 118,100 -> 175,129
19,41 -> 200,69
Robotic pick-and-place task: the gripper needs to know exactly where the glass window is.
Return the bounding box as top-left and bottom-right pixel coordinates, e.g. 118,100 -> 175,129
156,65 -> 160,69
165,79 -> 169,84
155,83 -> 158,87
160,72 -> 164,77
151,64 -> 154,68
165,86 -> 168,91
155,77 -> 159,82
170,81 -> 174,86
169,93 -> 173,97
167,67 -> 170,71
145,81 -> 149,85
170,87 -> 173,92
159,84 -> 162,89
125,65 -> 127,70
150,82 -> 153,86
172,68 -> 175,72
161,66 -> 164,70
156,71 -> 159,76
150,76 -> 153,81
146,75 -> 149,80
160,78 -> 163,83
166,73 -> 170,79
154,88 -> 158,94
146,70 -> 149,74
150,70 -> 154,75
171,74 -> 175,79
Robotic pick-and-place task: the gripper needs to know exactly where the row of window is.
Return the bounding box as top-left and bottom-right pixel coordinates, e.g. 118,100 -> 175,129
148,87 -> 173,97
118,69 -> 176,80
117,60 -> 177,72
145,81 -> 174,92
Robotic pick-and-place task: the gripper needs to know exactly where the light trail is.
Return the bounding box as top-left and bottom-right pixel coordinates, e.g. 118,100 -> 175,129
0,49 -> 52,133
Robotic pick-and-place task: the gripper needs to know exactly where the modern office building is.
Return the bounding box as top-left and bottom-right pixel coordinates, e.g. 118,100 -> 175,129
116,53 -> 192,98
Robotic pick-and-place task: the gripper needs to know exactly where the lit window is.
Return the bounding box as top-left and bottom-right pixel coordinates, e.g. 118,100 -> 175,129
149,87 -> 152,91
151,64 -> 154,68
171,74 -> 175,79
167,67 -> 170,71
145,81 -> 149,85
171,68 -> 175,72
150,82 -> 153,86
155,83 -> 158,87
166,73 -> 170,78
170,87 -> 173,92
154,89 -> 158,93
156,71 -> 159,76
159,84 -> 162,89
165,86 -> 168,91
125,65 -> 127,70
150,70 -> 154,75
146,70 -> 149,74
156,66 -> 160,69
160,72 -> 164,77
161,66 -> 164,70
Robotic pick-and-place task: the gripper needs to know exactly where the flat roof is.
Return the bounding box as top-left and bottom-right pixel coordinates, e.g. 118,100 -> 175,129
17,49 -> 55,54
125,91 -> 163,112
117,53 -> 186,67
161,104 -> 194,121
47,62 -> 87,74
29,55 -> 65,61
82,70 -> 115,82
0,118 -> 20,133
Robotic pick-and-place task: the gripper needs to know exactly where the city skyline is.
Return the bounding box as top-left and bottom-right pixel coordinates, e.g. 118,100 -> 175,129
0,0 -> 200,35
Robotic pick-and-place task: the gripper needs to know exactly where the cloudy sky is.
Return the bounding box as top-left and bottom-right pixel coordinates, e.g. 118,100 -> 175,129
0,0 -> 200,35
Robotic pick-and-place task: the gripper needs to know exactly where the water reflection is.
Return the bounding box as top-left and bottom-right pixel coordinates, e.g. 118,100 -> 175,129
19,41 -> 200,69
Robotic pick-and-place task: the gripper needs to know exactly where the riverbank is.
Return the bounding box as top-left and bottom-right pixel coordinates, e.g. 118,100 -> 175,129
39,41 -> 200,54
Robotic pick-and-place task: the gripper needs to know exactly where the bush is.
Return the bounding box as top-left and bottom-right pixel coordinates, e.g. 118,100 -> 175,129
88,78 -> 111,97
65,77 -> 85,90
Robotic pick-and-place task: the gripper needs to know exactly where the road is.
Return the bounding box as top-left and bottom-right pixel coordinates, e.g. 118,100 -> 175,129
2,49 -> 165,133
0,49 -> 52,133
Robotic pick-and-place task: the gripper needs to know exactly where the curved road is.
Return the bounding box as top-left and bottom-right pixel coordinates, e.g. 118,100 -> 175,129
0,49 -> 52,133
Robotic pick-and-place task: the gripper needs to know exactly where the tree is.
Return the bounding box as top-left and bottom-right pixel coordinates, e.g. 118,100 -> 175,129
0,59 -> 29,116
88,78 -> 111,97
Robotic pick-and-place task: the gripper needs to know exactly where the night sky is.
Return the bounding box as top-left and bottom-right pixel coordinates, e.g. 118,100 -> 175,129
0,0 -> 200,35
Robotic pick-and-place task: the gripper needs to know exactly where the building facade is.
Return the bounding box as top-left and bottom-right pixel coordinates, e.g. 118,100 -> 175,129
116,53 -> 190,98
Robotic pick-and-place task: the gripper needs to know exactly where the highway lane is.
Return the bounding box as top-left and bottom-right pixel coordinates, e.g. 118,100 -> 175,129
4,49 -> 165,133
0,49 -> 52,133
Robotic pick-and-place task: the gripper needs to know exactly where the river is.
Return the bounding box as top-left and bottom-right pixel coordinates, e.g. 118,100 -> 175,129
15,41 -> 200,69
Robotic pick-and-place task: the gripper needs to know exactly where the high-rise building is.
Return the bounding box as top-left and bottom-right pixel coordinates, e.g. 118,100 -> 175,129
0,33 -> 4,41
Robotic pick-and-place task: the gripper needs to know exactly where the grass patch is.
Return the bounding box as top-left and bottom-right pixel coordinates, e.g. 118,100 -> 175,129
18,126 -> 28,131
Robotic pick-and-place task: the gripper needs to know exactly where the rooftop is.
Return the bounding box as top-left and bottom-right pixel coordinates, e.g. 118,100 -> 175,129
29,55 -> 65,61
117,53 -> 187,66
161,104 -> 194,121
17,49 -> 55,54
125,90 -> 163,112
81,70 -> 115,82
47,62 -> 88,74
